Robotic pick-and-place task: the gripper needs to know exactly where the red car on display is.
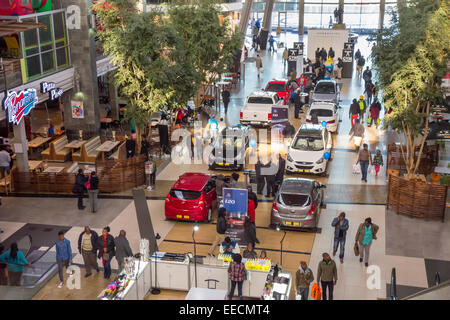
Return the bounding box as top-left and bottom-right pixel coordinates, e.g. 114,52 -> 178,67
165,173 -> 217,222
263,79 -> 289,104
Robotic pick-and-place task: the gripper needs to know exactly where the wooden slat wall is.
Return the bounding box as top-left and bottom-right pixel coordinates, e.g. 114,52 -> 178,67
387,174 -> 447,221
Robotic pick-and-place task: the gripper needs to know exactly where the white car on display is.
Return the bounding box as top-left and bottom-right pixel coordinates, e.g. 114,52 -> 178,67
286,124 -> 332,176
240,91 -> 285,127
305,102 -> 339,133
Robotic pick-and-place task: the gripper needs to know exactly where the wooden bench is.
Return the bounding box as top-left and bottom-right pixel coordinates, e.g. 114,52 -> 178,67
81,136 -> 102,163
109,141 -> 126,160
52,135 -> 71,162
66,162 -> 79,173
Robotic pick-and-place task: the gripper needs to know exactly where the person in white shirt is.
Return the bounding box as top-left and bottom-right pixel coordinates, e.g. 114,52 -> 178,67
0,148 -> 11,179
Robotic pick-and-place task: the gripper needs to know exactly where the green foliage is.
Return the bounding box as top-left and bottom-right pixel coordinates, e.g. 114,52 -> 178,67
168,0 -> 242,92
93,0 -> 198,129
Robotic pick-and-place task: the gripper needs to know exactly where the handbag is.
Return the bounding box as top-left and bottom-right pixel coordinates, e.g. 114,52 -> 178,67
352,164 -> 361,174
260,67 -> 264,74
85,176 -> 91,190
354,242 -> 360,256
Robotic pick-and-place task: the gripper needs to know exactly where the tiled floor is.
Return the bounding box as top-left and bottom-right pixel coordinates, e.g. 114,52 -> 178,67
1,31 -> 449,301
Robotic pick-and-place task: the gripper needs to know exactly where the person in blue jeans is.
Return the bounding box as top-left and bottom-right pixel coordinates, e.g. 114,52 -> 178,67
55,230 -> 72,288
0,242 -> 29,286
331,212 -> 349,263
97,226 -> 115,279
356,143 -> 372,182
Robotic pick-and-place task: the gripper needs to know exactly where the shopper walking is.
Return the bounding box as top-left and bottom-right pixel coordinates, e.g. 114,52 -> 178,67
115,230 -> 133,272
369,97 -> 381,128
222,88 -> 231,114
373,149 -> 384,177
0,243 -> 8,285
87,171 -> 99,213
356,143 -> 372,183
227,253 -> 246,300
355,217 -> 379,267
349,118 -> 365,151
358,95 -> 367,122
268,35 -> 275,52
354,49 -> 361,62
317,253 -> 337,300
145,155 -> 157,191
331,212 -> 349,263
282,48 -> 289,70
247,185 -> 258,209
208,207 -> 227,257
363,66 -> 372,85
336,58 -> 343,79
328,47 -> 335,59
78,226 -> 99,278
140,134 -> 150,161
0,147 -> 11,179
255,159 -> 265,195
0,242 -> 29,286
295,261 -> 314,300
255,55 -> 263,78
364,80 -> 374,105
97,226 -> 115,279
274,153 -> 285,194
357,55 -> 365,77
349,98 -> 360,127
73,169 -> 87,210
243,216 -> 258,247
125,135 -> 136,158
55,230 -> 72,288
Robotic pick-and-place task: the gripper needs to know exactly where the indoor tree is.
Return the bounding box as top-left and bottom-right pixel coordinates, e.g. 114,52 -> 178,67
93,0 -> 198,148
371,0 -> 450,178
167,0 -> 242,108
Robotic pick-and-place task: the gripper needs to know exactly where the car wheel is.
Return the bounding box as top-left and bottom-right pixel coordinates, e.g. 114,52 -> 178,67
207,207 -> 212,222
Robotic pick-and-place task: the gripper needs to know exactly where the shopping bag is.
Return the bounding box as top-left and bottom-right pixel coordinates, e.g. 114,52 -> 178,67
352,164 -> 361,174
311,283 -> 321,300
260,68 -> 264,74
354,243 -> 360,256
377,118 -> 381,126
370,166 -> 376,176
295,293 -> 302,300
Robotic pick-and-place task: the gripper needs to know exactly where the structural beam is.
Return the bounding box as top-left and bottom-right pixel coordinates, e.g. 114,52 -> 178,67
379,0 -> 385,30
259,0 -> 274,50
298,0 -> 305,35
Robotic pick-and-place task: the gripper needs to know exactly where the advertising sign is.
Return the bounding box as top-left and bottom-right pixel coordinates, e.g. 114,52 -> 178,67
71,100 -> 84,119
3,88 -> 38,125
223,188 -> 248,244
271,106 -> 289,125
293,42 -> 304,56
288,48 -> 299,62
40,81 -> 63,101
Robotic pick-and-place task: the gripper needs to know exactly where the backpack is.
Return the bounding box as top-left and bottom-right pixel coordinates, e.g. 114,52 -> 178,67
311,283 -> 322,300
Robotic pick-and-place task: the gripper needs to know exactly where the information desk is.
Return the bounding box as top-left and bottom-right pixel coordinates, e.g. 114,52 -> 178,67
98,259 -> 150,300
150,253 -> 270,298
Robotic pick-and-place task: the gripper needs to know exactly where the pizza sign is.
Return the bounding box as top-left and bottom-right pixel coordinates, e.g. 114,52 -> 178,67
3,88 -> 38,125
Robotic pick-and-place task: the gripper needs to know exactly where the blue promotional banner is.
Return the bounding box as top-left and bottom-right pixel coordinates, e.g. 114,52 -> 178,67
223,188 -> 248,216
271,106 -> 289,125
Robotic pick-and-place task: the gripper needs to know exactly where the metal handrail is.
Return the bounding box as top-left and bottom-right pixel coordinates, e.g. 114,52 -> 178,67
390,267 -> 398,300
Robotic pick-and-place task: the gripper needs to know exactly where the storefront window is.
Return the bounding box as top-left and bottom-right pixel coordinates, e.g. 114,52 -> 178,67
19,10 -> 70,82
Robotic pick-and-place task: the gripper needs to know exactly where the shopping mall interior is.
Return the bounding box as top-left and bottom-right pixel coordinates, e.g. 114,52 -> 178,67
0,0 -> 449,304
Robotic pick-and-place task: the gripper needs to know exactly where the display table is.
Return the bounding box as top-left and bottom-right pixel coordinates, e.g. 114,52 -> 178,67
262,268 -> 292,300
185,287 -> 227,300
98,259 -> 151,300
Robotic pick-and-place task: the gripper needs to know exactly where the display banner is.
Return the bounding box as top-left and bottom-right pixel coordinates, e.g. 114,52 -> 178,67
342,43 -> 354,78
293,42 -> 304,56
2,88 -> 38,125
71,100 -> 84,118
271,106 -> 289,125
223,188 -> 248,244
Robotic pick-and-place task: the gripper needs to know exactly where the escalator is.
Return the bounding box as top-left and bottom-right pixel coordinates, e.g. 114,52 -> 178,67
0,235 -> 59,300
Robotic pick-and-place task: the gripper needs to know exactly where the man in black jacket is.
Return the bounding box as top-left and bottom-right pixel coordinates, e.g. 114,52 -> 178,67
140,134 -> 150,161
349,98 -> 361,127
247,185 -> 258,209
320,48 -> 327,62
87,172 -> 99,213
328,47 -> 335,59
208,207 -> 228,257
274,154 -> 286,194
78,226 -> 99,277
74,169 -> 87,210
255,159 -> 265,195
222,89 -> 231,114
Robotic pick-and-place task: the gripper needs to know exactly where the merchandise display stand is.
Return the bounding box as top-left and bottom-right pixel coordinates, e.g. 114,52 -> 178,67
262,267 -> 292,300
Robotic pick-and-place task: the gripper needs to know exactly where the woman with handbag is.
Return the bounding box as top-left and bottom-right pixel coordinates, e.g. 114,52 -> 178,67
97,226 -> 115,279
73,169 -> 87,210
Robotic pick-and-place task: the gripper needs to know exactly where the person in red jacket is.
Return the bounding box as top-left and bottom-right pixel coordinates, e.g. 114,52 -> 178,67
247,198 -> 256,225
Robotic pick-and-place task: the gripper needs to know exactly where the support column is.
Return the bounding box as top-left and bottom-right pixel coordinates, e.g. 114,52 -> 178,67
12,121 -> 29,172
298,0 -> 305,35
259,0 -> 275,50
238,0 -> 254,36
379,0 -> 385,30
61,0 -> 100,140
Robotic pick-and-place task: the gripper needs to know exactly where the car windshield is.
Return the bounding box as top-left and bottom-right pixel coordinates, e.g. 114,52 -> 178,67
315,83 -> 335,94
292,136 -> 324,151
170,189 -> 201,200
280,193 -> 311,207
310,108 -> 333,117
265,83 -> 286,92
247,97 -> 274,104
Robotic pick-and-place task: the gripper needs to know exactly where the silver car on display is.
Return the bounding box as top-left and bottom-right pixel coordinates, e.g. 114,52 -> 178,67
270,178 -> 326,229
311,80 -> 340,105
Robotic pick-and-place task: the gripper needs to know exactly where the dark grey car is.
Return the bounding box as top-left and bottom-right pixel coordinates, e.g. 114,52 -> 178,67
270,178 -> 325,229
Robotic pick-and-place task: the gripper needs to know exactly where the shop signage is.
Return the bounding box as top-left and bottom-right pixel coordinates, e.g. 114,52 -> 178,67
288,49 -> 299,62
342,49 -> 353,63
2,88 -> 38,125
40,81 -> 63,101
344,42 -> 355,51
223,188 -> 248,216
293,42 -> 304,56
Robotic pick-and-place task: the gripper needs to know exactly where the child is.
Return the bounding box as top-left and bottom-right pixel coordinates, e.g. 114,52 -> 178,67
373,150 -> 384,177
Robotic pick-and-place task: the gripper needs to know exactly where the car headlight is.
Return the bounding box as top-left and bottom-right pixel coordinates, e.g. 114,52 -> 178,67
316,158 -> 324,164
287,154 -> 293,162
